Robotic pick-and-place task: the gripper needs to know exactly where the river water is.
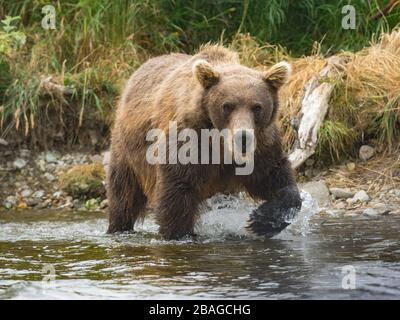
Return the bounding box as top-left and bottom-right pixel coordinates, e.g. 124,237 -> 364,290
1,192 -> 400,299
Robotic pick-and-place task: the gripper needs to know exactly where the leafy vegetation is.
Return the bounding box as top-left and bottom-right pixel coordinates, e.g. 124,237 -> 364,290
0,15 -> 26,57
0,1 -> 399,162
59,163 -> 105,199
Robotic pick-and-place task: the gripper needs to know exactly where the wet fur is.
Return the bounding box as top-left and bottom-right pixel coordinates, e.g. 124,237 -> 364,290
107,45 -> 301,239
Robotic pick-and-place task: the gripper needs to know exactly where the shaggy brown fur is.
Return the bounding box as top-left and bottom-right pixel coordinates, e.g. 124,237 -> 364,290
107,45 -> 301,239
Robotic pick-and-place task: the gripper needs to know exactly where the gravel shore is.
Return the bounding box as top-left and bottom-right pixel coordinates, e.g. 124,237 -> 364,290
1,148 -> 399,217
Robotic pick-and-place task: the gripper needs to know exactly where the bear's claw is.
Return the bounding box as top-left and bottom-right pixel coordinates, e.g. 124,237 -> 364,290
246,195 -> 301,238
246,218 -> 290,238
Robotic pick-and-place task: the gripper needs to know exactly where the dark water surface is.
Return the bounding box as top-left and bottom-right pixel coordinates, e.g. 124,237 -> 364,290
0,194 -> 400,299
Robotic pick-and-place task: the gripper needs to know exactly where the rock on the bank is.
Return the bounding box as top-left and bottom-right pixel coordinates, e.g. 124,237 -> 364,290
13,158 -> 27,170
45,151 -> 59,163
348,190 -> 370,204
299,180 -> 330,207
359,145 -> 375,161
363,208 -> 379,216
3,195 -> 17,209
330,187 -> 354,199
32,190 -> 45,199
44,172 -> 56,182
21,189 -> 33,198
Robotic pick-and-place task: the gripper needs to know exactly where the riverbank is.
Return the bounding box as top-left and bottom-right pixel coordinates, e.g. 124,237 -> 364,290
1,147 -> 399,218
0,149 -> 108,212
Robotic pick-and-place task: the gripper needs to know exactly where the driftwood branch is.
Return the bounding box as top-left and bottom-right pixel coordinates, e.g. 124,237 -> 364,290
40,76 -> 75,95
370,0 -> 400,20
288,56 -> 347,169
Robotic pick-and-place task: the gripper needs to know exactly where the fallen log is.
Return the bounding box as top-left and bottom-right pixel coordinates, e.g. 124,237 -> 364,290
288,56 -> 347,169
40,76 -> 75,95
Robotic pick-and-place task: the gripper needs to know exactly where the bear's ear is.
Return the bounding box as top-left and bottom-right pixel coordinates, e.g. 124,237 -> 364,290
193,59 -> 220,88
263,61 -> 292,90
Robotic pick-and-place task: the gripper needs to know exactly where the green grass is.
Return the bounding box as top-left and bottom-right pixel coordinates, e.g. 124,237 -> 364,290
316,120 -> 357,162
0,0 -> 399,156
371,95 -> 400,151
3,1 -> 400,58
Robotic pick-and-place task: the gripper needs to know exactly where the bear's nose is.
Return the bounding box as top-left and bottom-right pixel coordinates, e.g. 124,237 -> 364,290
234,129 -> 254,154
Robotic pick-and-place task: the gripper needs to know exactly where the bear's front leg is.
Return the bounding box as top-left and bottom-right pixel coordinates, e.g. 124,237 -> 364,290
245,158 -> 302,238
247,185 -> 301,237
155,165 -> 202,240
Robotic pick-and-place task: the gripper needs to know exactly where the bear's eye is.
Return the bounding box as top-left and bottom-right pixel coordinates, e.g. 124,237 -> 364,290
222,103 -> 235,116
252,104 -> 262,115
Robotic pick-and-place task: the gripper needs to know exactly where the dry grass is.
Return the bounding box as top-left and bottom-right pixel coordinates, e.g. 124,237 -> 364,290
268,29 -> 400,163
229,33 -> 289,67
342,28 -> 400,152
2,22 -> 399,162
324,153 -> 400,197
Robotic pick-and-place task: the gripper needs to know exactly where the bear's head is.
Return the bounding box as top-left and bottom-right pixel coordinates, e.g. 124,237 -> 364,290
193,59 -> 291,162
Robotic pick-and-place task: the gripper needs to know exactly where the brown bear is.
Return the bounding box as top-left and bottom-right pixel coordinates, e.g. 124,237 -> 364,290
107,45 -> 301,239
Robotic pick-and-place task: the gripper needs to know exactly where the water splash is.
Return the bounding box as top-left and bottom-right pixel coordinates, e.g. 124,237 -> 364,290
196,191 -> 319,240
0,191 -> 319,244
195,193 -> 258,240
133,190 -> 319,242
277,191 -> 320,238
